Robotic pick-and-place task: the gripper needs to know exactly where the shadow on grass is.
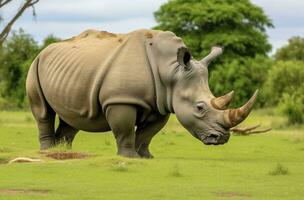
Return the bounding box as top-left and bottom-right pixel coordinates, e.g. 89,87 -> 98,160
0,156 -> 9,164
269,163 -> 289,176
169,164 -> 182,177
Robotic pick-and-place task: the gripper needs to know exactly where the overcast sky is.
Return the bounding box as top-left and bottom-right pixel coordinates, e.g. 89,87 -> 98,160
1,0 -> 304,53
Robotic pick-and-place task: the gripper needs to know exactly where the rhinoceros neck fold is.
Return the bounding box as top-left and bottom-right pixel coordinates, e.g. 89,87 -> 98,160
145,39 -> 174,115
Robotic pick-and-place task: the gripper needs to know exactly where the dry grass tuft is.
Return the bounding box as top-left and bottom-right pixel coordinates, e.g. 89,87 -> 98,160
44,152 -> 89,160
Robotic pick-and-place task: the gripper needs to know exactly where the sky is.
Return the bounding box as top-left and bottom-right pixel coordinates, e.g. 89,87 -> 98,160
1,0 -> 304,53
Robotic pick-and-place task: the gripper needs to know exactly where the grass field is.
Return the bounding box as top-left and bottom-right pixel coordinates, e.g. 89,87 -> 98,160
0,110 -> 303,200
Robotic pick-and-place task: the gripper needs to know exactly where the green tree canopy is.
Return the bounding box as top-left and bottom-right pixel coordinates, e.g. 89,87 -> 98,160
0,29 -> 39,106
274,36 -> 304,61
40,34 -> 61,49
154,0 -> 273,62
0,30 -> 60,108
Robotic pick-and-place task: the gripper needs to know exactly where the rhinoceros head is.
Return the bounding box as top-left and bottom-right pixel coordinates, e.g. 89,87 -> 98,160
171,46 -> 258,145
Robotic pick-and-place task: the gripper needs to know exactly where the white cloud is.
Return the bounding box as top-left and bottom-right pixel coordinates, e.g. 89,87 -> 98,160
1,0 -> 167,43
251,0 -> 304,52
13,17 -> 158,42
1,0 -> 304,52
2,0 -> 167,22
252,0 -> 304,27
268,27 -> 304,53
35,0 -> 166,21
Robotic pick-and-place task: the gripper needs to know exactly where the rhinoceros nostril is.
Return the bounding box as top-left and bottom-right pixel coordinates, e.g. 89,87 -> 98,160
208,133 -> 220,140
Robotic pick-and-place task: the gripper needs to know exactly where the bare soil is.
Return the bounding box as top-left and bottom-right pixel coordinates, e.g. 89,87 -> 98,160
44,152 -> 89,160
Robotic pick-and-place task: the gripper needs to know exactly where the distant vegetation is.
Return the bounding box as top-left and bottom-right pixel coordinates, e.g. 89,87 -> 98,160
0,29 -> 60,110
0,0 -> 303,124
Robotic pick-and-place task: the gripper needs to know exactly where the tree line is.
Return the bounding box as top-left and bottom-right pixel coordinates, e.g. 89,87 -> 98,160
0,29 -> 60,109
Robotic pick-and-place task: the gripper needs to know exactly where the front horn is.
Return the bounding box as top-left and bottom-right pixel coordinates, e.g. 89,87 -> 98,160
211,90 -> 234,110
224,90 -> 259,128
201,46 -> 223,66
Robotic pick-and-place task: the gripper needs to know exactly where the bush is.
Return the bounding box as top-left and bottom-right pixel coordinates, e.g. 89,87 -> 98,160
279,92 -> 304,124
209,55 -> 272,107
263,60 -> 304,124
0,29 -> 39,108
263,61 -> 304,106
0,30 -> 61,110
269,163 -> 289,176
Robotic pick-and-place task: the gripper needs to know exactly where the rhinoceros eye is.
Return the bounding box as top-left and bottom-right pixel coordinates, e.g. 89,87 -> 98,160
194,102 -> 208,118
197,104 -> 204,111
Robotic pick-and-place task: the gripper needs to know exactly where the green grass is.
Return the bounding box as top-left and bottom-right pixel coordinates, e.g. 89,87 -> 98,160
0,110 -> 304,199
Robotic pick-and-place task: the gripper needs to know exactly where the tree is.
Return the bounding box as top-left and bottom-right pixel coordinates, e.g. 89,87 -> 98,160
0,31 -> 61,109
154,0 -> 273,62
274,36 -> 304,61
0,29 -> 39,107
0,0 -> 40,46
40,34 -> 61,50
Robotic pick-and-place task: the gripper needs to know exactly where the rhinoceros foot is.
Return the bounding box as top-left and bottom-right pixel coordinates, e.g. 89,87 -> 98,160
137,147 -> 154,159
117,148 -> 140,158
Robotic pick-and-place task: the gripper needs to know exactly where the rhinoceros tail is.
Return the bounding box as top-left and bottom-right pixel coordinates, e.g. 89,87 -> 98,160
26,56 -> 50,121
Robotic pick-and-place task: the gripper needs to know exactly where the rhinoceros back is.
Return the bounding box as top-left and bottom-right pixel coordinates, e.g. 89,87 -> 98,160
36,29 -> 156,122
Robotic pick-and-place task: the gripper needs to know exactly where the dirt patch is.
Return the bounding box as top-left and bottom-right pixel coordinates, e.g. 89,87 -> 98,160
45,152 -> 89,160
214,191 -> 251,198
0,188 -> 51,195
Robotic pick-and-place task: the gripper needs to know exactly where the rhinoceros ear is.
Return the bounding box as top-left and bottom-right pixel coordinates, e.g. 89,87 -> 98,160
177,47 -> 191,70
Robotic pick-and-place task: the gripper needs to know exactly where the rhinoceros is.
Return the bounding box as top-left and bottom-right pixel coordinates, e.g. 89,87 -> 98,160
26,29 -> 258,158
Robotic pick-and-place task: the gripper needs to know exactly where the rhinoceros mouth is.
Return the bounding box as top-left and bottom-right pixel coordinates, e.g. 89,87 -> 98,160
194,131 -> 230,145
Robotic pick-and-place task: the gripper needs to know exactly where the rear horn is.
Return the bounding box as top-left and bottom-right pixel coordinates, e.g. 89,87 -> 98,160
201,46 -> 223,66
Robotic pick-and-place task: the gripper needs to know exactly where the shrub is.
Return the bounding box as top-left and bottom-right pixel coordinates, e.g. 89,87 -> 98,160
278,92 -> 304,124
269,163 -> 289,176
0,30 -> 61,110
263,60 -> 304,106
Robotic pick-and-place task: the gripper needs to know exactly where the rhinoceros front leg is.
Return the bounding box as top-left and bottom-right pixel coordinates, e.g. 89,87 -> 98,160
106,105 -> 139,158
55,119 -> 79,149
135,114 -> 169,158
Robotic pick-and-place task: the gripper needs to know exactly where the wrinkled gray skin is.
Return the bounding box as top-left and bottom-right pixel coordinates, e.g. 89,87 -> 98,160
26,29 -> 256,158
172,59 -> 230,145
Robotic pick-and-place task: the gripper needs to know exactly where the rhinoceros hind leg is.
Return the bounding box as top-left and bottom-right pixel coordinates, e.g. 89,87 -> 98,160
27,58 -> 56,150
36,111 -> 56,150
55,119 -> 79,149
136,114 -> 169,158
106,105 -> 139,158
